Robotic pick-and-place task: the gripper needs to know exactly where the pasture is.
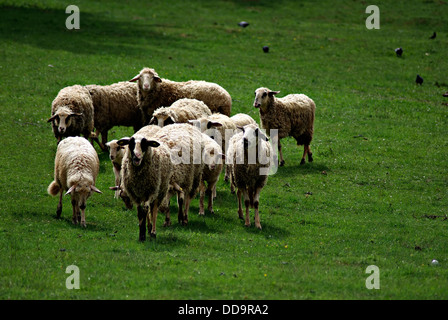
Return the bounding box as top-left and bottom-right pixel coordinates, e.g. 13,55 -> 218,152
0,0 -> 447,300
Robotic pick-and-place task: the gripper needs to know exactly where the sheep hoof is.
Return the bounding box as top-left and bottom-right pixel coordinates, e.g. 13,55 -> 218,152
308,154 -> 314,162
150,232 -> 156,239
238,211 -> 244,219
244,222 -> 251,228
138,234 -> 146,242
256,224 -> 262,230
280,160 -> 285,167
81,221 -> 87,228
163,219 -> 171,227
198,211 -> 205,216
300,158 -> 306,165
224,176 -> 230,183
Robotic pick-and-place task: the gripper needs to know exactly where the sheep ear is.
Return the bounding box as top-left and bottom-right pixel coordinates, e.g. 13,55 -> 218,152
256,128 -> 269,141
90,185 -> 102,194
117,137 -> 131,146
109,186 -> 120,191
188,119 -> 200,127
147,140 -> 160,148
129,74 -> 140,82
149,117 -> 157,125
65,184 -> 77,196
237,126 -> 245,132
47,114 -> 58,123
268,90 -> 280,97
154,76 -> 162,83
207,121 -> 222,129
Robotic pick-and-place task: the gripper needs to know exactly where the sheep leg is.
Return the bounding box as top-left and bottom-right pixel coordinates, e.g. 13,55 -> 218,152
242,189 -> 251,227
112,164 -> 121,199
307,145 -> 313,162
207,183 -> 215,214
212,184 -> 217,199
177,192 -> 185,225
56,191 -> 63,218
237,189 -> 244,220
300,146 -> 307,165
137,205 -> 148,242
278,140 -> 285,166
224,165 -> 230,182
71,199 -> 79,225
100,131 -> 109,152
146,202 -> 153,235
183,195 -> 191,225
80,205 -> 87,228
149,200 -> 158,239
253,188 -> 262,230
199,180 -> 206,216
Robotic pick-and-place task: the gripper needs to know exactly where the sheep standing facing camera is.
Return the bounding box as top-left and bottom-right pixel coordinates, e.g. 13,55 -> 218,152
227,124 -> 273,230
149,98 -> 212,127
47,85 -> 95,144
116,127 -> 173,241
129,67 -> 232,123
86,81 -> 144,151
47,137 -> 102,227
253,87 -> 315,166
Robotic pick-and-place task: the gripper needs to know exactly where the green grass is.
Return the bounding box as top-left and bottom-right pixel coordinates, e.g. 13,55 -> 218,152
0,0 -> 447,300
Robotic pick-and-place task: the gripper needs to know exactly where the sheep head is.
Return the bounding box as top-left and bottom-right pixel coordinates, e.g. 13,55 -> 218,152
129,67 -> 162,92
47,106 -> 83,135
253,87 -> 280,109
118,135 -> 160,167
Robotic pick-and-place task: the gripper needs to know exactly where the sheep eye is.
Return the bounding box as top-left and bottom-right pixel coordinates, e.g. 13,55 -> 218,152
262,92 -> 267,98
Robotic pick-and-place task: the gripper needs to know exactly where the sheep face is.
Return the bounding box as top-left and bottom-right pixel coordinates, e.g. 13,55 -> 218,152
48,106 -> 82,135
203,145 -> 225,171
240,124 -> 269,151
149,111 -> 175,127
106,140 -> 124,162
66,183 -> 102,226
253,88 -> 280,109
130,68 -> 162,92
118,135 -> 160,167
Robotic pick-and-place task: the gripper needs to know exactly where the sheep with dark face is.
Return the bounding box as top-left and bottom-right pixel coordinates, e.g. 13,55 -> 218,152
117,127 -> 173,241
130,67 -> 232,124
47,85 -> 94,144
227,124 -> 273,230
254,87 -> 315,166
47,137 -> 102,227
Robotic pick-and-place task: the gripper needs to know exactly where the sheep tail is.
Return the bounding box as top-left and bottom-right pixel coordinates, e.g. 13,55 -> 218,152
47,181 -> 61,196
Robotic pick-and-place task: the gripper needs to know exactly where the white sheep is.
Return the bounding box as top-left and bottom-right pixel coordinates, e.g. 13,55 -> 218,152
86,82 -> 144,151
254,87 -> 315,166
47,85 -> 94,144
47,137 -> 102,227
227,124 -> 273,229
199,133 -> 225,215
129,67 -> 232,123
116,127 -> 173,241
151,124 -> 204,226
149,98 -> 212,127
230,113 -> 257,128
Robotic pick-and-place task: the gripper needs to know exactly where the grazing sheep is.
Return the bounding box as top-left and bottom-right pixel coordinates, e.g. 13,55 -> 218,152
199,134 -> 225,215
149,98 -> 212,127
253,87 -> 315,166
47,85 -> 94,144
47,137 -> 102,227
227,124 -> 273,229
230,113 -> 257,128
129,67 -> 232,123
116,127 -> 173,241
152,124 -> 204,226
86,82 -> 144,151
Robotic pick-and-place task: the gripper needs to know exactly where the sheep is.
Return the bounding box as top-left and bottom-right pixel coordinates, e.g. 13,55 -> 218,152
149,98 -> 212,127
151,124 -> 205,226
47,85 -> 94,144
129,67 -> 232,123
86,82 -> 144,151
188,113 -> 237,184
106,126 -> 161,210
253,87 -> 315,166
230,113 -> 257,128
47,136 -> 102,227
227,124 -> 273,230
199,134 -> 225,215
116,126 -> 173,241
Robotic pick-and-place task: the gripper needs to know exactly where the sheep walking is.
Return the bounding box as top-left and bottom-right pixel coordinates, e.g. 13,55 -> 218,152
149,98 -> 212,127
86,82 -> 144,151
227,124 -> 273,229
47,85 -> 94,144
129,67 -> 232,123
47,137 -> 102,227
116,127 -> 173,241
254,87 -> 315,166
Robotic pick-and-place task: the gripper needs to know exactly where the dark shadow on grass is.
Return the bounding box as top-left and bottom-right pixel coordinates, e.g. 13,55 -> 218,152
0,4 -> 193,57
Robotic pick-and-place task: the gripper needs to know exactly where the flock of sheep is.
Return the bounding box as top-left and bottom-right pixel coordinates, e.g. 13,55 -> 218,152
47,67 -> 316,241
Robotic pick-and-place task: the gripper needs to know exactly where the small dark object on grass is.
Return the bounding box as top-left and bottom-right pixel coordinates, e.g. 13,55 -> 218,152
395,47 -> 403,57
443,91 -> 448,97
429,32 -> 436,39
238,21 -> 249,28
416,74 -> 423,85
263,46 -> 269,53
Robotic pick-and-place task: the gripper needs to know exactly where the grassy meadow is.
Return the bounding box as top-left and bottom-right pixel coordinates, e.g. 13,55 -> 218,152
0,0 -> 447,300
